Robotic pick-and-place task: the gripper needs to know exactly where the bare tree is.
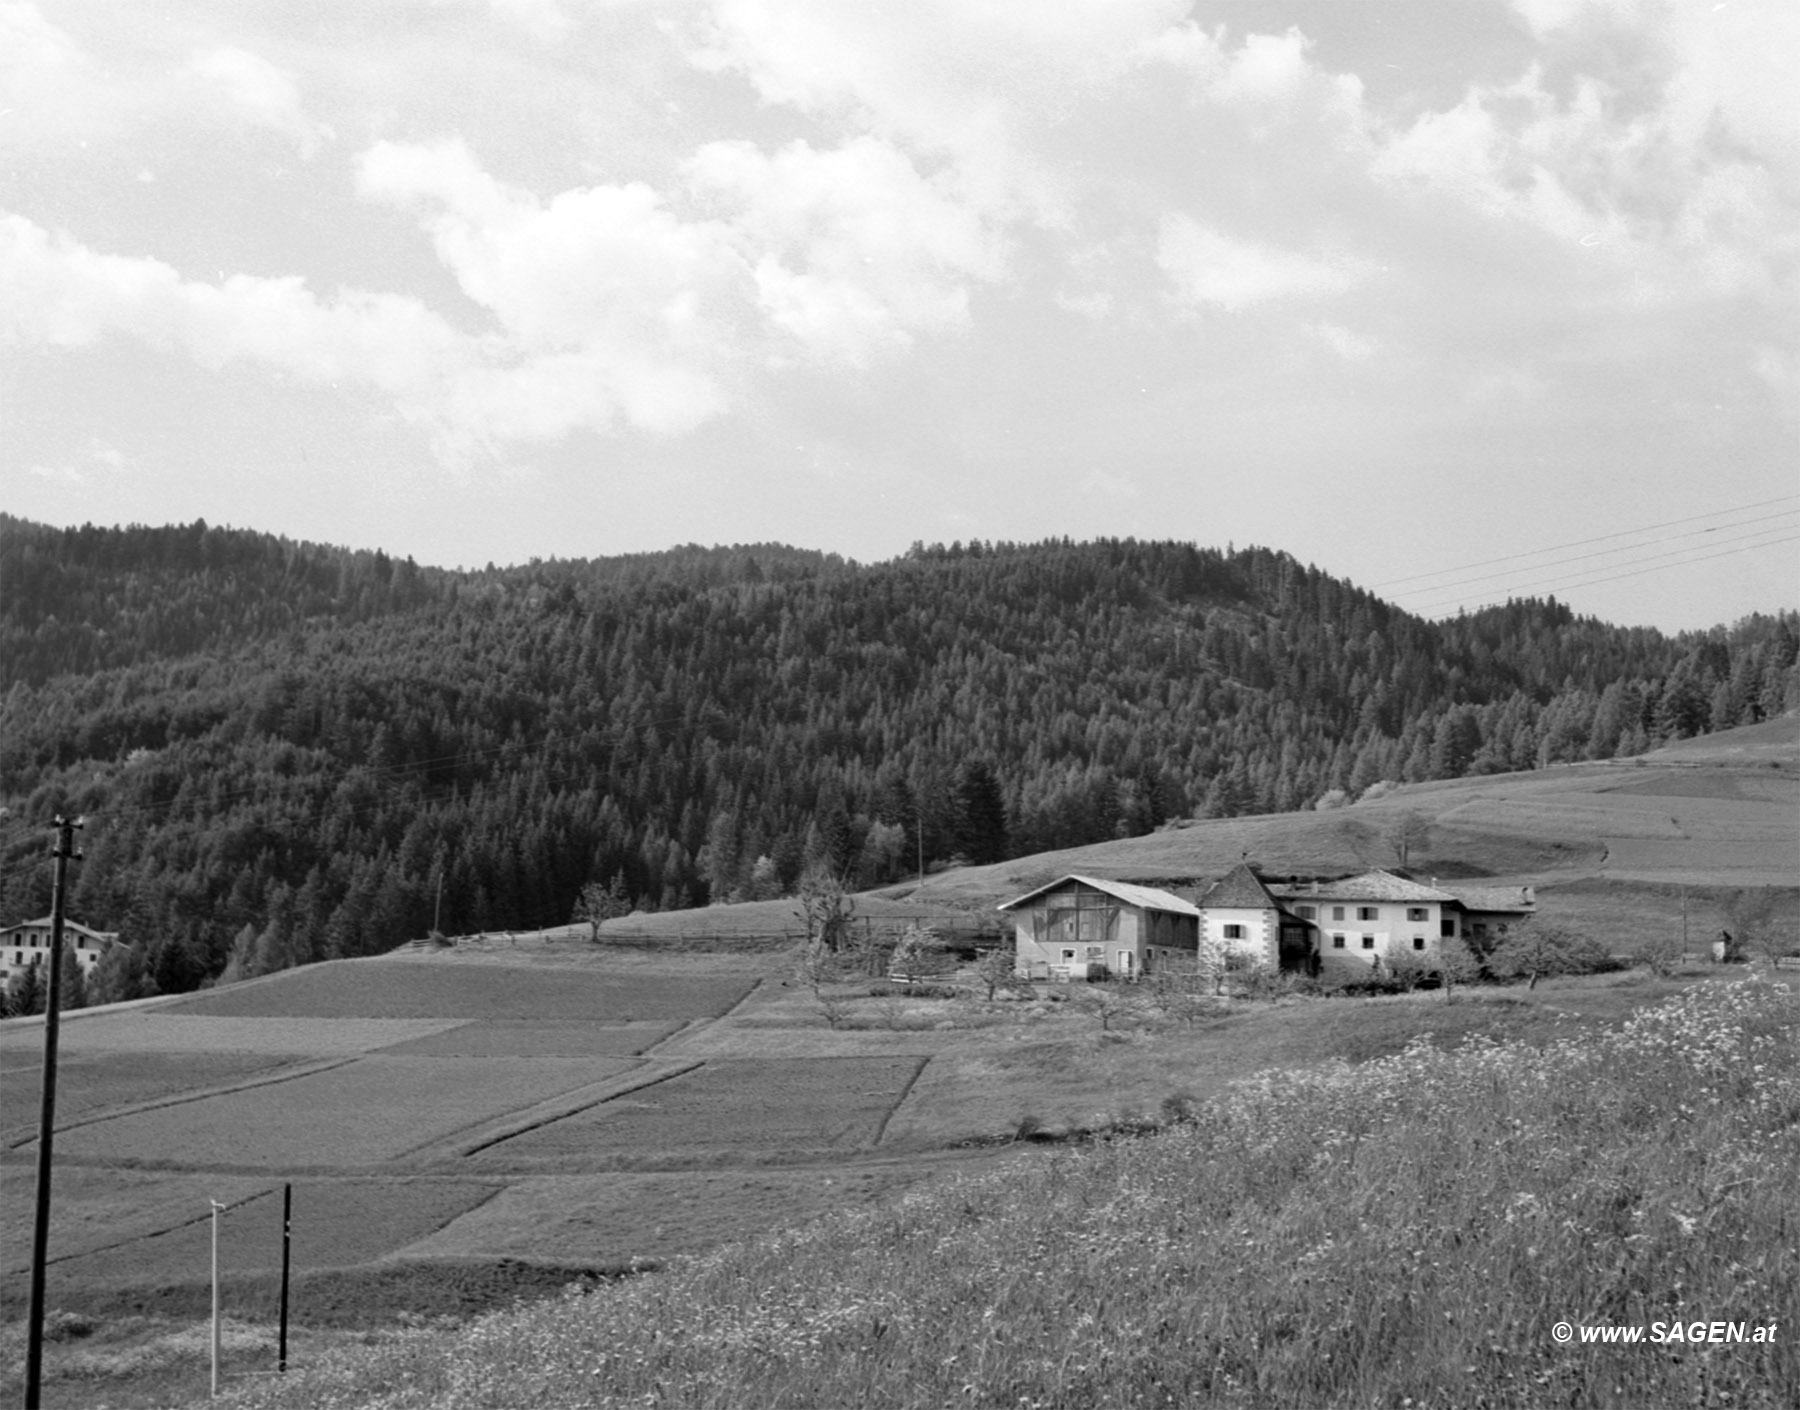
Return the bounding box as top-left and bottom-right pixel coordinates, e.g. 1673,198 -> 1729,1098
973,942 -> 1021,1000
1383,810 -> 1432,870
795,865 -> 857,952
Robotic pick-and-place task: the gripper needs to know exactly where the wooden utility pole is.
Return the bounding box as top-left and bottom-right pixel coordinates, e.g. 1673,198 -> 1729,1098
24,815 -> 82,1410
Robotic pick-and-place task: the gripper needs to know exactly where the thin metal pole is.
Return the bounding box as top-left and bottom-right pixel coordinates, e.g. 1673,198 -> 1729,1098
278,1183 -> 292,1373
24,816 -> 80,1410
211,1199 -> 225,1397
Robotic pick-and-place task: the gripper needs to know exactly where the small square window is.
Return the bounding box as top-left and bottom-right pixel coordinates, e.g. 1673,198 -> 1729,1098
1295,905 -> 1315,920
1357,907 -> 1379,922
1223,923 -> 1244,940
1331,906 -> 1345,921
1440,918 -> 1456,938
1407,908 -> 1428,922
1413,936 -> 1425,951
1361,935 -> 1375,950
1331,934 -> 1345,949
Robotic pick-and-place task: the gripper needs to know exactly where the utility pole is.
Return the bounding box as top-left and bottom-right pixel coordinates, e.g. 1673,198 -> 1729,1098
24,815 -> 82,1410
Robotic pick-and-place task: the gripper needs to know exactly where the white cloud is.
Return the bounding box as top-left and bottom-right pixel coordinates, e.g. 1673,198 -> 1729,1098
0,211 -> 466,401
687,136 -> 1004,365
1309,321 -> 1378,361
186,46 -> 334,159
688,0 -> 1192,222
1374,0 -> 1800,318
1158,215 -> 1364,313
358,138 -> 745,438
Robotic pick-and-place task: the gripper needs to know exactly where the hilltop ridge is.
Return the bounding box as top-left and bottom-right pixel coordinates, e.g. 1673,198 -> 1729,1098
1,519 -> 1793,998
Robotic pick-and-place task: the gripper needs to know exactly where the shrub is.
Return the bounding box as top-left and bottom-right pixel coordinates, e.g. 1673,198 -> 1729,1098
1490,923 -> 1624,988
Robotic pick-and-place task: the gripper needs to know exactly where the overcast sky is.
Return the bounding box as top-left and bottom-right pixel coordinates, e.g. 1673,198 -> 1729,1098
3,0 -> 1795,631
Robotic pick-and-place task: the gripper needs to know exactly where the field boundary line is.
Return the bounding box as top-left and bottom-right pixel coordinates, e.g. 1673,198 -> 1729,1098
0,1055 -> 361,1150
30,1184 -> 280,1273
446,1059 -> 710,1160
643,976 -> 768,1057
871,1056 -> 934,1148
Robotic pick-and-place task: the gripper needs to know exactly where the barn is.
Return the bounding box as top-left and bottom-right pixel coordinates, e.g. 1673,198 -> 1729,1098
1000,874 -> 1200,981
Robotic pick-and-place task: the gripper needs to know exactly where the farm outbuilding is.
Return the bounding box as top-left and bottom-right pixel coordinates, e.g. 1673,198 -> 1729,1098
1000,875 -> 1200,981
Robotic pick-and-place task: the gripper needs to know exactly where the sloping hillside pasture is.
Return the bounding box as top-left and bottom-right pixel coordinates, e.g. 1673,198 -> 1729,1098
50,1056 -> 642,1169
902,732 -> 1798,909
1540,878 -> 1797,963
213,978 -> 1800,1410
877,975 -> 1702,1147
0,1011 -> 466,1056
0,1168 -> 275,1276
372,1019 -> 681,1057
37,1178 -> 504,1295
394,1166 -> 933,1269
162,961 -> 757,1022
475,1057 -> 928,1170
0,1050 -> 299,1144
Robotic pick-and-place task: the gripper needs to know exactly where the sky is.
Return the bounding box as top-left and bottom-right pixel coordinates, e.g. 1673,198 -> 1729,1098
2,0 -> 1796,632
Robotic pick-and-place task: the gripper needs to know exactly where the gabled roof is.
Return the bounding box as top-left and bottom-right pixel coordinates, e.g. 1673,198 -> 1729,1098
1197,861 -> 1281,911
998,874 -> 1201,917
0,916 -> 117,941
1451,885 -> 1536,914
1270,870 -> 1459,904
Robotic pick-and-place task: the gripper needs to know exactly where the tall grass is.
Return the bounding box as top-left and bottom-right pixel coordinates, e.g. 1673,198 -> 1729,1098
220,978 -> 1799,1410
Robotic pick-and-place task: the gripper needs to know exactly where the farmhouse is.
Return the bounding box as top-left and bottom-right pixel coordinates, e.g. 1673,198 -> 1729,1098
1,915 -> 120,983
1195,861 -> 1317,971
1001,875 -> 1200,980
1265,870 -> 1535,977
999,867 -> 1536,981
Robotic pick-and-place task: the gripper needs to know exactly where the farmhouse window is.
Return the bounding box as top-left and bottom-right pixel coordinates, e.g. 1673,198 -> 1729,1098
1061,949 -> 1076,962
1413,936 -> 1426,950
1331,906 -> 1345,921
1223,923 -> 1245,939
1357,907 -> 1379,921
1331,934 -> 1345,949
1440,918 -> 1456,938
1295,905 -> 1315,919
1361,935 -> 1375,950
1407,908 -> 1429,922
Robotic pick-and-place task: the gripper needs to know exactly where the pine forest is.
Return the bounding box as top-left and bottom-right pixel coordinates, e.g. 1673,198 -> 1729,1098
2,515 -> 1795,1005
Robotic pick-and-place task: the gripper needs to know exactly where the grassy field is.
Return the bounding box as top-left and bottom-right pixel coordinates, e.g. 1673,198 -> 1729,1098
890,715 -> 1798,909
196,975 -> 1799,1410
0,1051 -> 299,1144
49,1056 -> 642,1169
475,1056 -> 927,1168
161,961 -> 758,1022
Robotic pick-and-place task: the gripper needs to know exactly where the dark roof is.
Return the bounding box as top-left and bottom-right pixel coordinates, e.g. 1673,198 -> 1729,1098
1269,870 -> 1459,904
1451,885 -> 1536,914
1197,862 -> 1281,911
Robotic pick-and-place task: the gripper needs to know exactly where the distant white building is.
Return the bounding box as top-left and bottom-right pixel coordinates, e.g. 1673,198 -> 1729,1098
1,916 -> 120,983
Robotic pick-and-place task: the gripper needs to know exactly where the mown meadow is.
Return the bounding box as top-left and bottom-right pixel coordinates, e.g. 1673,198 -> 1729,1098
211,976 -> 1799,1410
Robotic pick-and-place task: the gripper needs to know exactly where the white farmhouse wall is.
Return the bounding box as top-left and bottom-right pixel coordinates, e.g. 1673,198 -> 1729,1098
1314,902 -> 1443,974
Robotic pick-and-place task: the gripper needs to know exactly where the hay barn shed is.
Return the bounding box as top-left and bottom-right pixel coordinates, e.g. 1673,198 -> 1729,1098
999,875 -> 1200,980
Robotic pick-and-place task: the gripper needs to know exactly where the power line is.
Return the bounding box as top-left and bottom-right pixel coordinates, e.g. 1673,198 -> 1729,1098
1385,508 -> 1799,607
1372,493 -> 1800,595
1410,528 -> 1800,619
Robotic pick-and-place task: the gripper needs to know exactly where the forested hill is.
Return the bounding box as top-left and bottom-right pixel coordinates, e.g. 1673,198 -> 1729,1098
1,518 -> 1794,1000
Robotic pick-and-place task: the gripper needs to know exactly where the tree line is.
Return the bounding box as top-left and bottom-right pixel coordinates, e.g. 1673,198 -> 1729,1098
1,518 -> 1793,1000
